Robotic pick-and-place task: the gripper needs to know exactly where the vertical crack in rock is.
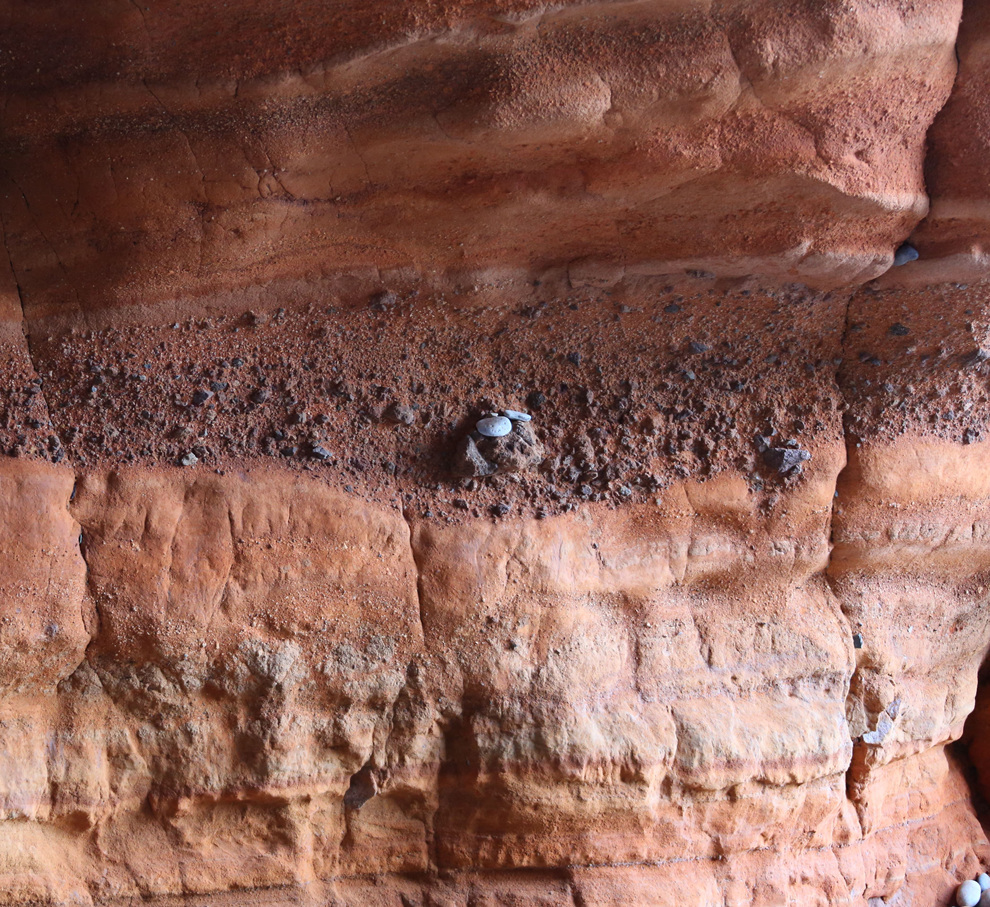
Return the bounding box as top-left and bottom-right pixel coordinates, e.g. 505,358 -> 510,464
0,197 -> 28,345
0,173 -> 69,460
0,193 -> 38,382
827,1 -> 968,819
402,508 -> 428,651
399,507 -> 442,874
569,883 -> 587,907
1,170 -> 82,312
74,506 -> 102,672
826,288 -> 863,814
912,0 -> 966,249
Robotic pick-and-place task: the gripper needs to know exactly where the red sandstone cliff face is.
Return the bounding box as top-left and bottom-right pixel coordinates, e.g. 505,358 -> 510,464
0,0 -> 966,322
2,1 -> 990,905
914,0 -> 990,281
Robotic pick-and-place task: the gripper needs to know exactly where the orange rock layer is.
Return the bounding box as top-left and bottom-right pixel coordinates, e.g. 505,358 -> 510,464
2,437 -> 990,905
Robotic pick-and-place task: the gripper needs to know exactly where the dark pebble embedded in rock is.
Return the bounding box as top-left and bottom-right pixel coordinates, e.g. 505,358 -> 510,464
763,446 -> 811,475
893,242 -> 919,266
250,388 -> 270,403
310,445 -> 332,461
527,391 -> 547,410
689,341 -> 710,354
888,323 -> 910,336
567,352 -> 582,366
191,390 -> 214,406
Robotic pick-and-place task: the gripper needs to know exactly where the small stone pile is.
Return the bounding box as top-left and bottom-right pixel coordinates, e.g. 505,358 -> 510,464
956,873 -> 990,907
453,409 -> 544,477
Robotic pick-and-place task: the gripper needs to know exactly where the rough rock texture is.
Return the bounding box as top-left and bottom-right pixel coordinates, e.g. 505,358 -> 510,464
913,0 -> 990,282
0,0 -> 965,320
3,1 -> 990,905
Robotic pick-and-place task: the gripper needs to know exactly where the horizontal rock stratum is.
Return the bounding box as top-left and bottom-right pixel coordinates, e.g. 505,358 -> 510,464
0,0 -> 974,316
2,1 -> 990,905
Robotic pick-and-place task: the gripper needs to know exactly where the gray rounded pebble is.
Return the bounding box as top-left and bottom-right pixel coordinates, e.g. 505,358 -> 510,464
502,409 -> 532,422
180,451 -> 198,467
893,242 -> 919,267
477,416 -> 512,438
958,880 -> 981,907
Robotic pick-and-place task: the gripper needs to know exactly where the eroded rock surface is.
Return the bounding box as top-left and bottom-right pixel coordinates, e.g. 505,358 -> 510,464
0,0 -> 966,323
2,1 -> 990,905
1,445 -> 989,905
914,0 -> 990,280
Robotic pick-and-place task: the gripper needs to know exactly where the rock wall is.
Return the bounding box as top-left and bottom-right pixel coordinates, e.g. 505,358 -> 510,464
2,1 -> 990,905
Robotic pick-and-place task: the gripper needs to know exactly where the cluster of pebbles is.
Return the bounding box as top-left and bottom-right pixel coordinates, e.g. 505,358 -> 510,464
957,874 -> 990,906
453,409 -> 544,478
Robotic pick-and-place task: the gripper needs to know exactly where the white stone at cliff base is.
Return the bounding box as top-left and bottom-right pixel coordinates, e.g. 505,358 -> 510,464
477,416 -> 512,438
958,879 -> 981,907
979,874 -> 990,891
502,410 -> 532,422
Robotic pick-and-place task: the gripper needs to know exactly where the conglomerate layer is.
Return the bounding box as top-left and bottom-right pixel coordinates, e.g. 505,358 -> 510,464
2,1 -> 990,905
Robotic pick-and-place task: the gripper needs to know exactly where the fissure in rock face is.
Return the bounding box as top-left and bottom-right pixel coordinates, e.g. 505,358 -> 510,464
2,1 -> 990,905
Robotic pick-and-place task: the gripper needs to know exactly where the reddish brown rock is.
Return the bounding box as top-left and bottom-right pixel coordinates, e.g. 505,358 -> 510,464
0,0 -> 965,327
913,0 -> 990,281
3,1 -> 990,905
0,443 -> 987,904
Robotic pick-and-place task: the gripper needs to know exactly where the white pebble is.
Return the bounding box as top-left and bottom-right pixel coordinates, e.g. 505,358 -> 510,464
958,880 -> 982,907
502,409 -> 532,422
476,416 -> 512,438
979,874 -> 990,891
